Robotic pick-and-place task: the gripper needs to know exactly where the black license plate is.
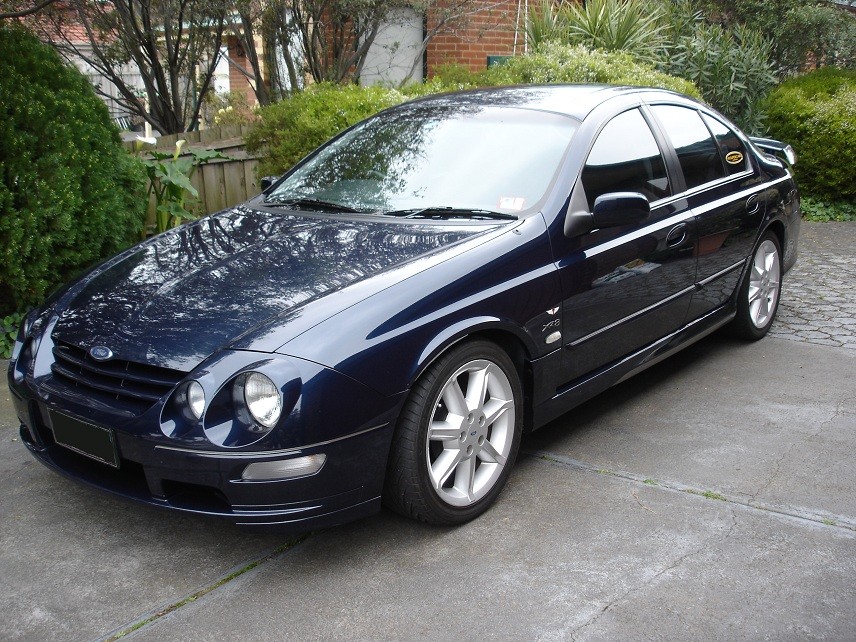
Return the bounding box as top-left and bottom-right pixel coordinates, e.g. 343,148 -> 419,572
49,410 -> 119,468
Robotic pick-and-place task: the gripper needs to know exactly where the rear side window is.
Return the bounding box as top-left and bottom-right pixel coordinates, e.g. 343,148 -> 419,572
652,105 -> 725,190
702,113 -> 749,175
581,109 -> 670,211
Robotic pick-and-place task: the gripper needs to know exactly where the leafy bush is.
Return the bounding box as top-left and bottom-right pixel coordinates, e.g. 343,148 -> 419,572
659,19 -> 777,133
522,0 -> 774,131
246,83 -> 406,176
480,42 -> 699,97
0,26 -> 146,318
763,68 -> 856,200
701,0 -> 856,75
1,312 -> 24,359
800,196 -> 856,223
560,0 -> 667,64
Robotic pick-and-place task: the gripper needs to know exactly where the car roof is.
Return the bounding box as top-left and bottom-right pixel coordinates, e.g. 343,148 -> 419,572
399,84 -> 693,121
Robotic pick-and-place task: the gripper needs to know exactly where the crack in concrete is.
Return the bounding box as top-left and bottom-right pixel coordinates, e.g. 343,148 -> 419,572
525,450 -> 856,533
750,392 -> 856,503
97,537 -> 306,641
570,508 -> 739,640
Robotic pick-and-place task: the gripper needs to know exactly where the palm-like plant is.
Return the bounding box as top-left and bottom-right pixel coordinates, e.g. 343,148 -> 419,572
560,0 -> 666,64
526,0 -> 571,49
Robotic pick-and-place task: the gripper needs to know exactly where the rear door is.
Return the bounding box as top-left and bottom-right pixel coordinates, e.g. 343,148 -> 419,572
647,105 -> 765,320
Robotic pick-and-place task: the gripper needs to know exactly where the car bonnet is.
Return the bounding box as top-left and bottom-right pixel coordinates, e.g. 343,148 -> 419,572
49,206 -> 492,372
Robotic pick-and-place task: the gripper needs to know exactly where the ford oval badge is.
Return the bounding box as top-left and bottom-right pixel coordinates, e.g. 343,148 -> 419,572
89,346 -> 113,361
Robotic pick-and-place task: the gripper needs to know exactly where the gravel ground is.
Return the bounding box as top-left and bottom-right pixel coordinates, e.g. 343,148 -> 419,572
769,221 -> 856,349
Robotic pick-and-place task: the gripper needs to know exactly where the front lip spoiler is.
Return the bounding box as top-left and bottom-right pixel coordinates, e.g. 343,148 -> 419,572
152,423 -> 387,459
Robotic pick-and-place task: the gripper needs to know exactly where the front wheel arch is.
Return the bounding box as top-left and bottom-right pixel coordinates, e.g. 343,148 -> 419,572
383,338 -> 525,525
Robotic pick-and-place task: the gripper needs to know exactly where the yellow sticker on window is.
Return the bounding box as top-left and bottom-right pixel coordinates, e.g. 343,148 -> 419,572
726,151 -> 744,165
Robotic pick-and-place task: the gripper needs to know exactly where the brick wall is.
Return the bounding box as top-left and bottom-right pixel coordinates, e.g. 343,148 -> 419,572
426,0 -> 523,75
226,36 -> 255,105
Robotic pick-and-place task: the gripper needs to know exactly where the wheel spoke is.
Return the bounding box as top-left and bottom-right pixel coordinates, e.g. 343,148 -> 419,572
465,367 -> 489,410
430,447 -> 464,489
478,439 -> 507,465
428,420 -> 461,442
454,456 -> 476,500
748,285 -> 763,303
441,379 -> 468,417
483,397 -> 512,427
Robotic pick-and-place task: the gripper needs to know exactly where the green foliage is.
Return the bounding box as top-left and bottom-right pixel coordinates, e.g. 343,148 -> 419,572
560,0 -> 667,64
525,0 -> 570,49
0,26 -> 147,318
660,18 -> 777,133
523,0 -> 775,131
763,69 -> 856,200
701,0 -> 856,74
1,312 -> 24,359
478,43 -> 700,97
246,83 -> 406,176
800,196 -> 856,222
247,48 -> 698,176
140,143 -> 226,233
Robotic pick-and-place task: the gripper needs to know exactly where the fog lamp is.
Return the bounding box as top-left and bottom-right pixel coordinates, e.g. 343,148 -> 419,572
241,454 -> 326,481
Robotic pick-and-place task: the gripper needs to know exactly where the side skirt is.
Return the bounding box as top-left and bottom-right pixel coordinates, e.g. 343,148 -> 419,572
531,305 -> 736,429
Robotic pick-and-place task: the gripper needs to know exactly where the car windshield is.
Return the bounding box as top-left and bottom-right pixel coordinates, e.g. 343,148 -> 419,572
267,103 -> 578,217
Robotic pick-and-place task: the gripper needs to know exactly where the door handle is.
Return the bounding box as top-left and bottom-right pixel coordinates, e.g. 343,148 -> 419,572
746,195 -> 761,214
666,223 -> 687,247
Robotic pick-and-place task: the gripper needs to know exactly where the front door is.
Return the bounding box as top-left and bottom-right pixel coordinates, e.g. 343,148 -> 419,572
555,108 -> 698,384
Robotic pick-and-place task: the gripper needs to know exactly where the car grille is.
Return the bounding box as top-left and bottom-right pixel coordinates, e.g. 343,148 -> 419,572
51,341 -> 185,411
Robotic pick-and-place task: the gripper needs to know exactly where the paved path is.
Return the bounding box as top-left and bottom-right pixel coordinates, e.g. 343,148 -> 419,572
770,222 -> 856,350
1,222 -> 854,641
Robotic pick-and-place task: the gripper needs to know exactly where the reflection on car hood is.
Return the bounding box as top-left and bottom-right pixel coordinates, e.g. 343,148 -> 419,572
51,206 -> 484,371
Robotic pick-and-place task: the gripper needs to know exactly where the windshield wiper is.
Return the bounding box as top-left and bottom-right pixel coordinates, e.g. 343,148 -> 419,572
384,206 -> 518,221
264,196 -> 362,213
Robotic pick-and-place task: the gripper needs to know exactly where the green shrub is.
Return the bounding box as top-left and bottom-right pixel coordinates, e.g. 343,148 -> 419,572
247,47 -> 697,177
246,83 -> 407,176
800,196 -> 856,222
522,0 -> 771,130
480,43 -> 700,97
0,26 -> 146,318
660,20 -> 777,133
763,69 -> 856,201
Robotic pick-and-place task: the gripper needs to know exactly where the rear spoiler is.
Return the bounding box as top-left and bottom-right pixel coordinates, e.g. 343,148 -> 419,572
749,136 -> 797,166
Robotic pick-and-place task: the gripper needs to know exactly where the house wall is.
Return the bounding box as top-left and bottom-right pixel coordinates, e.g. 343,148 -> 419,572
426,0 -> 525,76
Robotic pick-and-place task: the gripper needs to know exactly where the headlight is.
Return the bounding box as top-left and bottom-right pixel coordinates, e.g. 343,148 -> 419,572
175,380 -> 205,421
235,372 -> 282,429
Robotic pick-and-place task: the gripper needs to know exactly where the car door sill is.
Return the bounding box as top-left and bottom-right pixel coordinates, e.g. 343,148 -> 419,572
532,305 -> 735,429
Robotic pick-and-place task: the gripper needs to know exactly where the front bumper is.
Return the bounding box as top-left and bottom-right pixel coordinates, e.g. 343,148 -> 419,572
10,383 -> 396,533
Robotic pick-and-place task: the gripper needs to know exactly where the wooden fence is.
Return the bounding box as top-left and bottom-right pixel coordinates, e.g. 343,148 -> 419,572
124,125 -> 262,225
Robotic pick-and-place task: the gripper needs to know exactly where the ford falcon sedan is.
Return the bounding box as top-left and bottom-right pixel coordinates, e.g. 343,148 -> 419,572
8,85 -> 800,532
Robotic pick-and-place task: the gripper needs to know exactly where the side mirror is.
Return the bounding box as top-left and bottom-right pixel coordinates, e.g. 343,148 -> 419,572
260,175 -> 280,193
592,192 -> 650,229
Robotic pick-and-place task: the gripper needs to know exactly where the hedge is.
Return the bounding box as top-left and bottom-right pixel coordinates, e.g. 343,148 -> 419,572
0,26 -> 146,317
763,68 -> 856,201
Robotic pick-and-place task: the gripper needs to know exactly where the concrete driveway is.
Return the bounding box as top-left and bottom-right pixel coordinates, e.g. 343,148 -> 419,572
2,223 -> 854,641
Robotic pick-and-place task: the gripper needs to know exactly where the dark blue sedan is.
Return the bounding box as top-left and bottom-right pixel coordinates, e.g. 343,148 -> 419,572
8,85 -> 800,531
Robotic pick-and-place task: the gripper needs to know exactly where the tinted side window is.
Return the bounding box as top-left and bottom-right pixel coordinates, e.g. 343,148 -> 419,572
702,113 -> 749,175
581,109 -> 670,211
652,105 -> 725,190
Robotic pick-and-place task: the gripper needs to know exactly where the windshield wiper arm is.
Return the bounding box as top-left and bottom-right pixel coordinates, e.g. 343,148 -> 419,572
264,196 -> 362,213
384,206 -> 518,221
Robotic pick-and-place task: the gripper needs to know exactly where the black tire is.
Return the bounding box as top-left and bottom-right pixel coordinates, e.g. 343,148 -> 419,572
383,340 -> 523,525
730,231 -> 783,340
